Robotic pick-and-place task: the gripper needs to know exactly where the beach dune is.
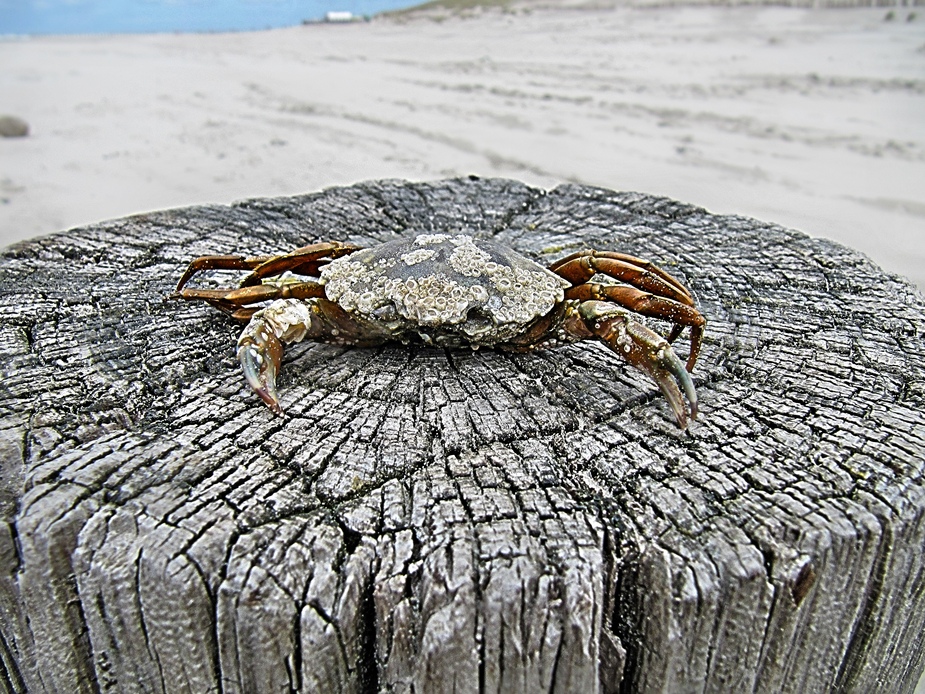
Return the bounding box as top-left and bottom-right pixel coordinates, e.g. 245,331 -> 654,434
1,4 -> 923,289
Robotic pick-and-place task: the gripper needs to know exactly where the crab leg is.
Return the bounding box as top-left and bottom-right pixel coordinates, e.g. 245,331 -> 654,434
550,250 -> 695,306
173,281 -> 326,319
239,242 -> 361,287
175,241 -> 361,292
566,283 -> 705,371
175,254 -> 276,293
577,300 -> 697,428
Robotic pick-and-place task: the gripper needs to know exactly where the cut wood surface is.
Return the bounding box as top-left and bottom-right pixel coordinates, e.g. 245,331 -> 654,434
0,177 -> 923,693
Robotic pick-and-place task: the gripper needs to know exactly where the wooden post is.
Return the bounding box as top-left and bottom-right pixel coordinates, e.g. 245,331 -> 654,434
1,177 -> 923,693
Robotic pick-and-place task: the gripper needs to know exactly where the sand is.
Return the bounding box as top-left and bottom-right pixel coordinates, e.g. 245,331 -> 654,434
1,4 -> 924,290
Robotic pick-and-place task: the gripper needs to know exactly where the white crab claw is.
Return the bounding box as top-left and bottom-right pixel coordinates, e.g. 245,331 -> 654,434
235,299 -> 316,415
237,319 -> 284,415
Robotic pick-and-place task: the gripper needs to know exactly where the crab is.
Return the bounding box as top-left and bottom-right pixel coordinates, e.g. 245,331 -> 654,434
173,233 -> 705,427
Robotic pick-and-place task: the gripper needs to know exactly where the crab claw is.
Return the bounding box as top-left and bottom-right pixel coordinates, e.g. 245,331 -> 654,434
579,301 -> 698,428
234,299 -> 318,414
237,312 -> 286,415
624,320 -> 699,427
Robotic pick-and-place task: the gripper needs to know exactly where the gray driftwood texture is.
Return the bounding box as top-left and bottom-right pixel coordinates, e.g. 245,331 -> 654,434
1,177 -> 923,693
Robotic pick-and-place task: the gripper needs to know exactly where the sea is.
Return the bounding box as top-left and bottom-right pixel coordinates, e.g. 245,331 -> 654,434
0,0 -> 422,35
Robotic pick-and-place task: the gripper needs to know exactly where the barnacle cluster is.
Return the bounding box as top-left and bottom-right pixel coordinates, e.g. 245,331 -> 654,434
413,233 -> 453,246
447,236 -> 565,324
399,248 -> 436,265
321,257 -> 488,326
320,234 -> 568,337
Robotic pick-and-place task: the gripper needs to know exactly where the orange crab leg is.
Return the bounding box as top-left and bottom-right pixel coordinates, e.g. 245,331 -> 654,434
176,254 -> 276,293
239,242 -> 361,287
173,281 -> 327,319
175,241 -> 362,292
550,251 -> 694,306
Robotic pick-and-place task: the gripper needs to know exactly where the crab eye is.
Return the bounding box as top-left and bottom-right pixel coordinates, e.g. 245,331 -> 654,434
465,307 -> 492,328
372,305 -> 397,320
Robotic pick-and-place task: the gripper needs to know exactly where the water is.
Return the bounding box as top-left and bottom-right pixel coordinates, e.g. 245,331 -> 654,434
0,0 -> 421,35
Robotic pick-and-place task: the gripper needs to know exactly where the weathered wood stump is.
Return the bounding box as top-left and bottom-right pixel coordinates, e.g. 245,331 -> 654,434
1,177 -> 923,693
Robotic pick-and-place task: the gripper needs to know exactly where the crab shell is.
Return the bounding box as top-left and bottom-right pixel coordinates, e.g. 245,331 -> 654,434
318,233 -> 572,346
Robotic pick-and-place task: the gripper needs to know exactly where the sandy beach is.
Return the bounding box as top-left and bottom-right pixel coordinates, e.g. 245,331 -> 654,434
1,4 -> 923,289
